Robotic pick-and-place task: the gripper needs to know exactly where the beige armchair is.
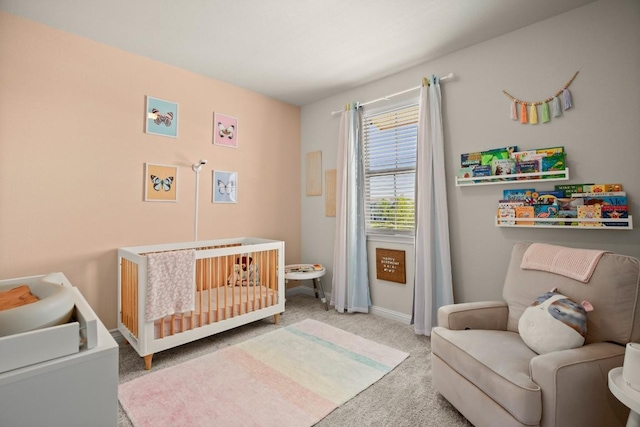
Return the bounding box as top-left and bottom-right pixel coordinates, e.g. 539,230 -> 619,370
432,242 -> 640,427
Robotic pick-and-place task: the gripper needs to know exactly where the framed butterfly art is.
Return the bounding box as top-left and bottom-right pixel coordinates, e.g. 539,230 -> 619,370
212,170 -> 237,204
144,163 -> 178,202
213,113 -> 238,148
145,96 -> 178,138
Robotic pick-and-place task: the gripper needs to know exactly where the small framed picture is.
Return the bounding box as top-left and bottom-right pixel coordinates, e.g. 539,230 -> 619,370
145,96 -> 178,138
213,113 -> 238,148
213,170 -> 237,203
145,163 -> 178,202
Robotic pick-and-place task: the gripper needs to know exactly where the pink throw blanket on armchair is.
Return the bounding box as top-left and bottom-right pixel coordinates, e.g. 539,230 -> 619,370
520,243 -> 610,283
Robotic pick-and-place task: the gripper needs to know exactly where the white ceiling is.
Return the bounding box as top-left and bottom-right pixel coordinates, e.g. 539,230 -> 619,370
0,0 -> 596,106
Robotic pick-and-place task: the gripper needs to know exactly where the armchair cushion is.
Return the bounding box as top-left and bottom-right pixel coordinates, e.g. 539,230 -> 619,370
518,291 -> 591,354
432,326 -> 541,425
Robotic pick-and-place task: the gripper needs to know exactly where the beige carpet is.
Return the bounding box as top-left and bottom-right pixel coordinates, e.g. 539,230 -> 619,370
118,293 -> 473,427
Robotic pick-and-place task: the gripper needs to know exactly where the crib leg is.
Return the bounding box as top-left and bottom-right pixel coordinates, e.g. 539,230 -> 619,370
273,313 -> 280,325
144,354 -> 154,370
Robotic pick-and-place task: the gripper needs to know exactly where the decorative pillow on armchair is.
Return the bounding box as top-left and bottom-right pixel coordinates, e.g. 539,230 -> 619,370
518,290 -> 593,354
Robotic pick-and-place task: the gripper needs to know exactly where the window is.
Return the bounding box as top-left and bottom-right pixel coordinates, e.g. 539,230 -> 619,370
363,103 -> 418,235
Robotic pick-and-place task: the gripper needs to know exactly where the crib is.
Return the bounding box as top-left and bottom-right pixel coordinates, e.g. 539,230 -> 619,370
117,237 -> 285,369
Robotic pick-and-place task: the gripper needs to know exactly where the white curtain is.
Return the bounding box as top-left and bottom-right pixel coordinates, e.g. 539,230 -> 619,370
413,75 -> 453,335
331,102 -> 371,313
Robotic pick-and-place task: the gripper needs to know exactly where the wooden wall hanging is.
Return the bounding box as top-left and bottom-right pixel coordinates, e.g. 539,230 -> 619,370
306,151 -> 322,196
376,248 -> 406,284
325,169 -> 336,217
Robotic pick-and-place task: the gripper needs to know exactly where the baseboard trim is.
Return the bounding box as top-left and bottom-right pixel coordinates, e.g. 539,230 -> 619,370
370,305 -> 412,325
286,285 -> 412,325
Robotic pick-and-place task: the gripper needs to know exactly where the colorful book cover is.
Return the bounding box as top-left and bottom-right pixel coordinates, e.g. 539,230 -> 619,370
515,206 -> 534,225
534,205 -> 558,225
555,183 -> 594,197
472,165 -> 492,183
515,160 -> 539,179
491,158 -> 516,180
583,195 -> 627,207
498,199 -> 525,208
503,188 -> 535,201
457,167 -> 474,180
557,209 -> 578,226
572,191 -> 626,198
497,207 -> 516,225
589,184 -> 623,193
510,150 -> 537,163
480,146 -> 517,166
461,152 -> 481,168
557,197 -> 584,211
577,205 -> 602,227
533,190 -> 564,205
536,146 -> 564,156
540,153 -> 566,179
601,205 -> 629,227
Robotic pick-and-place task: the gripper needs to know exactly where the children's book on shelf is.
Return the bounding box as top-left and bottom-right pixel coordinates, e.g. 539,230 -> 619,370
575,192 -> 627,208
555,183 -> 594,197
589,183 -> 623,193
541,153 -> 566,179
457,167 -> 474,180
480,146 -> 517,166
601,205 -> 629,227
503,188 -> 535,201
491,158 -> 516,180
557,197 -> 584,211
534,205 -> 559,225
510,150 -> 537,163
515,160 -> 540,179
472,165 -> 492,182
577,205 -> 602,227
515,206 -> 534,225
461,152 -> 481,168
533,190 -> 564,205
498,207 -> 517,225
536,146 -> 564,156
558,209 -> 579,226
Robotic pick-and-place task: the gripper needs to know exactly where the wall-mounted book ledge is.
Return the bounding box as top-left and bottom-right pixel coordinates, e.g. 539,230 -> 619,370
456,169 -> 570,187
495,215 -> 633,230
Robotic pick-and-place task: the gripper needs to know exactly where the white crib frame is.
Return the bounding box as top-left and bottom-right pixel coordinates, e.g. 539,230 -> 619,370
117,237 -> 285,369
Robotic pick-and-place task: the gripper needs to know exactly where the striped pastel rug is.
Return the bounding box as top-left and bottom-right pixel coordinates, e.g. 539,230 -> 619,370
119,319 -> 409,427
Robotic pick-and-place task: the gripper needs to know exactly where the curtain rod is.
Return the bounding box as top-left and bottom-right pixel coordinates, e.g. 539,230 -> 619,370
330,73 -> 455,116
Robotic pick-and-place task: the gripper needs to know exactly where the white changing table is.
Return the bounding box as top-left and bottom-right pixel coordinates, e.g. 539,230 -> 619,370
0,273 -> 118,427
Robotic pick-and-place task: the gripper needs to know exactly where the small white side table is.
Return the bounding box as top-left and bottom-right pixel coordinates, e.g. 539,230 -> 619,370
285,264 -> 328,310
609,366 -> 640,427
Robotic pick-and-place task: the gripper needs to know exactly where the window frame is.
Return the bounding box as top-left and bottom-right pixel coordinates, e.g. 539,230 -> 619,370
362,99 -> 419,237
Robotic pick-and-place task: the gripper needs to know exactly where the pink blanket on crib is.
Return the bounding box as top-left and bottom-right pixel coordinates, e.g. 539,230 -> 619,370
145,249 -> 196,321
520,243 -> 609,283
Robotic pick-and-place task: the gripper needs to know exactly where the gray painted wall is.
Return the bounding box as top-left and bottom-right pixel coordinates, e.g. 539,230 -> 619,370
300,0 -> 640,318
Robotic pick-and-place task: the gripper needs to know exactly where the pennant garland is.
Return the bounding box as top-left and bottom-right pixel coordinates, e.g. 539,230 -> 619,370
503,71 -> 579,124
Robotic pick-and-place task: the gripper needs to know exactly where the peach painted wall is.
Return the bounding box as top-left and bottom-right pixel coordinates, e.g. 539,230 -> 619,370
0,12 -> 301,329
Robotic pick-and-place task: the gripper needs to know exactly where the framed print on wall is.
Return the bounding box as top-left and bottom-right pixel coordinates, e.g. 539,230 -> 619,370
145,96 -> 178,138
213,170 -> 237,203
213,113 -> 238,148
145,163 -> 178,202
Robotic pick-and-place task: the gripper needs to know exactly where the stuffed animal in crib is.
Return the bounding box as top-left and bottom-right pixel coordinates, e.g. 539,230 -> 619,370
227,256 -> 260,286
518,288 -> 593,354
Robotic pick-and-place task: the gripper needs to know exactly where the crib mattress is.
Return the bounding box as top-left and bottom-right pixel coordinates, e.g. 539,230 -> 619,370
154,285 -> 277,337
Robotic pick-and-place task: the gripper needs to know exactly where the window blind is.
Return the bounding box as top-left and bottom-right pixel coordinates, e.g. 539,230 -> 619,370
363,103 -> 418,234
